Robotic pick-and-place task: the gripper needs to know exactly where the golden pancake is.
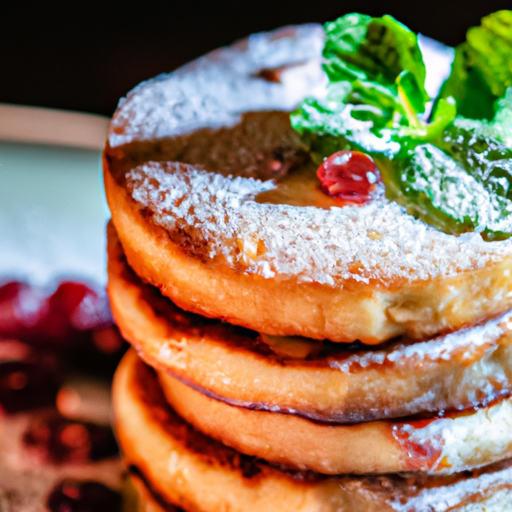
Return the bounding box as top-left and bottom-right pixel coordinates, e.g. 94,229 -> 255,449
113,350 -> 512,512
159,369 -> 512,475
128,470 -> 512,512
104,25 -> 512,344
126,473 -> 182,512
107,223 -> 512,423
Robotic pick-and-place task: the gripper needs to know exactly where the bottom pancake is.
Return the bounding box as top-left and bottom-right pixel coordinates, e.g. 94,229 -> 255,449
126,473 -> 183,512
157,370 -> 512,475
127,472 -> 512,512
113,349 -> 512,512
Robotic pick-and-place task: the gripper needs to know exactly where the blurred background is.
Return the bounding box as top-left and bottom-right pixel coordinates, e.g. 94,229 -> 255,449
2,0 -> 512,117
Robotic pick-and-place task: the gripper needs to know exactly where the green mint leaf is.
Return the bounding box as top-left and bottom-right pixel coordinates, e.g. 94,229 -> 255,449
468,11 -> 512,98
384,142 -> 512,240
291,11 -> 512,242
387,89 -> 512,240
454,87 -> 512,146
291,13 -> 430,161
323,12 -> 430,124
290,96 -> 399,164
395,97 -> 457,142
493,88 -> 512,146
324,13 -> 428,107
440,10 -> 512,120
396,70 -> 428,128
322,13 -> 373,83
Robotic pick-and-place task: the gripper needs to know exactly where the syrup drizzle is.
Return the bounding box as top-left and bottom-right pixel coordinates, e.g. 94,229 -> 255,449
255,163 -> 339,208
393,418 -> 443,471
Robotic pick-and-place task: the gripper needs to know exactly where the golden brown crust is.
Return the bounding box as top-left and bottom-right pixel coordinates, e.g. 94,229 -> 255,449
157,370 -> 399,475
112,350 -> 512,512
127,473 -> 183,512
107,222 -> 512,424
103,24 -> 512,344
104,163 -> 398,343
158,370 -> 512,475
104,156 -> 512,344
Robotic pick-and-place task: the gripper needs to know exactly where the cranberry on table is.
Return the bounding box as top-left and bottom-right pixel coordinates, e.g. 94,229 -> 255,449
50,282 -> 112,332
317,151 -> 380,204
46,480 -> 122,512
0,282 -> 48,340
0,280 -> 112,346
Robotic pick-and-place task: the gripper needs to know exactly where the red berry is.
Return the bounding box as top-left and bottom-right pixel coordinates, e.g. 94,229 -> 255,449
317,151 -> 380,204
50,282 -> 111,331
0,282 -> 49,340
0,281 -> 112,346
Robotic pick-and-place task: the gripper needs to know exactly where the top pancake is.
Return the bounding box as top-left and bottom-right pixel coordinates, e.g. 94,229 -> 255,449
104,25 -> 512,343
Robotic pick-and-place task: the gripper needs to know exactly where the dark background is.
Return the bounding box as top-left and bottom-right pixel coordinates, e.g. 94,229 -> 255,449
1,0 -> 511,117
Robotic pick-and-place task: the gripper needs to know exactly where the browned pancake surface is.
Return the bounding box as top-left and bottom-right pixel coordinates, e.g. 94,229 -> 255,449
113,350 -> 512,512
107,222 -> 512,424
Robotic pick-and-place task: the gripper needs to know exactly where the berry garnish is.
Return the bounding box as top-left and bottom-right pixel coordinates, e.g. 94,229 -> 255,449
317,151 -> 380,204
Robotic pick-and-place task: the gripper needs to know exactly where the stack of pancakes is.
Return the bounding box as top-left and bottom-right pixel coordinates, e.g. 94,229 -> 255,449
104,25 -> 512,511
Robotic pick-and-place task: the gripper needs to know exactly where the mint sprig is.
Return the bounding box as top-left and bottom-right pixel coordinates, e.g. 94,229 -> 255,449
440,10 -> 512,120
291,13 -> 456,158
291,11 -> 512,241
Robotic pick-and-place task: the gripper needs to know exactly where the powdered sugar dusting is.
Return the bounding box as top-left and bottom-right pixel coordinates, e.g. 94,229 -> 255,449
395,397 -> 512,474
113,23 -> 512,285
330,309 -> 511,372
108,25 -> 327,148
128,162 -> 512,285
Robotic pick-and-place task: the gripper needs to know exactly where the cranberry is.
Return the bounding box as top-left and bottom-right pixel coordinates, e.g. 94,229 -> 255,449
0,282 -> 49,340
0,343 -> 60,414
317,151 -> 380,204
50,282 -> 112,332
34,282 -> 111,342
0,280 -> 112,349
46,480 -> 122,512
23,412 -> 118,464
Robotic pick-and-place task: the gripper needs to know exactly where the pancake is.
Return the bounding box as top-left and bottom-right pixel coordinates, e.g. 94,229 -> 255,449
158,369 -> 512,475
113,349 -> 512,512
125,473 -> 183,512
104,24 -> 512,344
127,470 -> 512,512
107,222 -> 512,424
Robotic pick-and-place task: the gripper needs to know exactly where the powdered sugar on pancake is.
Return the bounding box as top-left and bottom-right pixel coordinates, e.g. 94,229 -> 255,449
128,162 -> 512,285
113,24 -> 512,287
109,25 -> 326,147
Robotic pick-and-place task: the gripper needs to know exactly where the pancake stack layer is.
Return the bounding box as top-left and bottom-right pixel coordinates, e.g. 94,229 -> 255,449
104,25 -> 512,511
